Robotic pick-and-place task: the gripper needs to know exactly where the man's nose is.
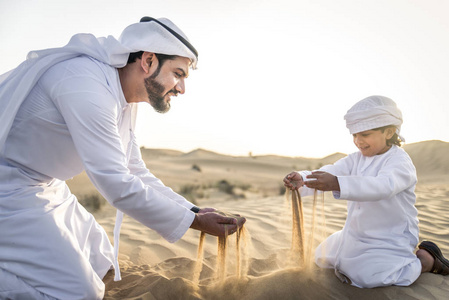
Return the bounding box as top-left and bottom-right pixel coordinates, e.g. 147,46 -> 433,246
175,78 -> 185,95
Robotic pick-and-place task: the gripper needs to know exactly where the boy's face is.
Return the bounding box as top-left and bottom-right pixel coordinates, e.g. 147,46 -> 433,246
352,128 -> 395,157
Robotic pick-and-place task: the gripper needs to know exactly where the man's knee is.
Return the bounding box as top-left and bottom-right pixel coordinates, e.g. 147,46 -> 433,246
0,267 -> 105,300
0,268 -> 57,300
55,275 -> 105,300
73,281 -> 105,300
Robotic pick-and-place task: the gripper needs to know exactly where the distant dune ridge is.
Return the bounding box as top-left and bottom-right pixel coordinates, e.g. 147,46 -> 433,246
403,140 -> 449,183
65,140 -> 449,299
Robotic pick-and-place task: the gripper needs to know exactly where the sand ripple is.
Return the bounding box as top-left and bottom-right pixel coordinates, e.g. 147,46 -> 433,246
102,184 -> 449,299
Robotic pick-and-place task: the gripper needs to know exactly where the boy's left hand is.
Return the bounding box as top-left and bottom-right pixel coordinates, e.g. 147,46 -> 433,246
304,171 -> 340,191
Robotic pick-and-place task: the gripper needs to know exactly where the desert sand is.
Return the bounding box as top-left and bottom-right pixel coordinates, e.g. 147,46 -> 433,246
67,140 -> 449,299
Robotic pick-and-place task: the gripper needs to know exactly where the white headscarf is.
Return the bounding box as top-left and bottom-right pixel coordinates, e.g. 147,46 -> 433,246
0,17 -> 198,150
344,95 -> 405,141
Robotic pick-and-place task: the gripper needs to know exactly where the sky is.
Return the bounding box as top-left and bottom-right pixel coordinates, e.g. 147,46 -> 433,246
1,0 -> 448,158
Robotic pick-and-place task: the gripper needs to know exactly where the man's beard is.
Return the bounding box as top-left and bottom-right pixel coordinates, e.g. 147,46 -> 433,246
144,74 -> 172,113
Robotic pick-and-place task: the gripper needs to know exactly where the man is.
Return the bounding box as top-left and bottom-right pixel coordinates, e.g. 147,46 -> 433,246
0,17 -> 245,299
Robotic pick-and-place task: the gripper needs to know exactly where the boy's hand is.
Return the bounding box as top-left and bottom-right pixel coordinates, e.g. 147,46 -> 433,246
283,172 -> 304,190
304,171 -> 340,191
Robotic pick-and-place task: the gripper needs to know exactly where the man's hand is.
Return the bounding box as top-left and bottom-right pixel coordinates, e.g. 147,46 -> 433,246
190,212 -> 246,237
198,207 -> 216,214
304,171 -> 340,191
283,172 -> 304,190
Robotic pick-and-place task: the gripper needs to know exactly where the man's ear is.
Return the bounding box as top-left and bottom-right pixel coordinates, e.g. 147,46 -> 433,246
140,52 -> 158,74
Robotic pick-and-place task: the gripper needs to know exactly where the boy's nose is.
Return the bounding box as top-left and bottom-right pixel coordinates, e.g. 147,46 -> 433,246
354,136 -> 364,146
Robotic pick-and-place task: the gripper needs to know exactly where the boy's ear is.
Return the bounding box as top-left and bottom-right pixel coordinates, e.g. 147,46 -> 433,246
386,127 -> 396,139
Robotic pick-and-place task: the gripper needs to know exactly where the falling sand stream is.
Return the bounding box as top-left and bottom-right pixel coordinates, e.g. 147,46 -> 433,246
287,188 -> 325,269
193,212 -> 249,285
192,189 -> 325,288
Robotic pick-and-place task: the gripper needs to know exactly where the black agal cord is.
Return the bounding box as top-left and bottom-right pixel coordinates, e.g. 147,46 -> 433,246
140,16 -> 198,59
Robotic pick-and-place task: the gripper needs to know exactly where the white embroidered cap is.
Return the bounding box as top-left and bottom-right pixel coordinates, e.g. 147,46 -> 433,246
344,95 -> 404,140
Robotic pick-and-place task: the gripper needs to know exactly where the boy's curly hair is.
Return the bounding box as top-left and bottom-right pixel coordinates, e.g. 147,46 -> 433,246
373,125 -> 402,147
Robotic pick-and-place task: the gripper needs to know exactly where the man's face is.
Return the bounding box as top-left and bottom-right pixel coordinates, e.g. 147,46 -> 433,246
145,56 -> 190,113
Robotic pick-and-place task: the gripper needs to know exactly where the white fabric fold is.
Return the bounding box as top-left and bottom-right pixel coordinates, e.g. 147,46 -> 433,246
119,18 -> 197,69
113,210 -> 124,281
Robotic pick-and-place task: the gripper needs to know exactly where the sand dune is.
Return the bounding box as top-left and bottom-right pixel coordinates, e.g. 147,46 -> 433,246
66,140 -> 449,299
101,190 -> 449,299
403,140 -> 449,183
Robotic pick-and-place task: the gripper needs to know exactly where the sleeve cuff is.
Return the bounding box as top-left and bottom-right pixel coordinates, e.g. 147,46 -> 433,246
335,176 -> 349,199
165,210 -> 196,243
